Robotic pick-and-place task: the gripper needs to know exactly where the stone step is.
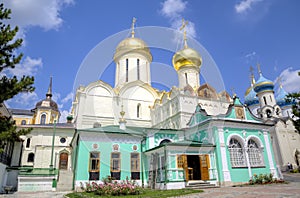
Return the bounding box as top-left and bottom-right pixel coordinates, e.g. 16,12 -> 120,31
186,181 -> 217,189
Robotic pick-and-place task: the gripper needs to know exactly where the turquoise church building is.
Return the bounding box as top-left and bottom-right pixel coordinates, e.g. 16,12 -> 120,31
71,96 -> 279,189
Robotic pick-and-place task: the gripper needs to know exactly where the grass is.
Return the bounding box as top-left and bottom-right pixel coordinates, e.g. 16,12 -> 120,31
66,188 -> 203,198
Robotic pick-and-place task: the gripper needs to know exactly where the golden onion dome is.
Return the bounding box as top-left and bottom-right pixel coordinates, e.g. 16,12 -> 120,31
113,37 -> 152,62
172,47 -> 202,71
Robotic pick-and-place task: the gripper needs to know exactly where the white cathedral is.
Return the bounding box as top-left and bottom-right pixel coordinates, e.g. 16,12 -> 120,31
71,19 -> 232,130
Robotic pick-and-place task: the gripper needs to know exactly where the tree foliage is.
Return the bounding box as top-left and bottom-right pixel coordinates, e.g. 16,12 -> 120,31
286,92 -> 300,133
0,3 -> 34,151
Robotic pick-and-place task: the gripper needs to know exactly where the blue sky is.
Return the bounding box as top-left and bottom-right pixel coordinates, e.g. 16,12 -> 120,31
2,0 -> 300,122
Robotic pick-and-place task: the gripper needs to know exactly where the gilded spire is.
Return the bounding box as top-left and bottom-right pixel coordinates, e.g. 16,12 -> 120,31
131,17 -> 137,38
180,18 -> 188,48
46,76 -> 52,99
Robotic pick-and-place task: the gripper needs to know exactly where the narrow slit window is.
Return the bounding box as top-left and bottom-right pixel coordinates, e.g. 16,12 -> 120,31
126,59 -> 129,82
137,59 -> 140,80
26,138 -> 31,148
137,103 -> 141,118
185,73 -> 188,84
263,96 -> 267,105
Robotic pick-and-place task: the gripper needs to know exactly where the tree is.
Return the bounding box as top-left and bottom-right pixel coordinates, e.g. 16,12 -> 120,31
286,92 -> 300,133
0,3 -> 34,152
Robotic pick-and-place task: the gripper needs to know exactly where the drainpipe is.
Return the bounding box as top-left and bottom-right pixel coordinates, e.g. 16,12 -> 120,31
50,120 -> 57,169
72,129 -> 79,191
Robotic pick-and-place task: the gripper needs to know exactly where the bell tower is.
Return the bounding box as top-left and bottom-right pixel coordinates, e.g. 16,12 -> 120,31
253,64 -> 281,120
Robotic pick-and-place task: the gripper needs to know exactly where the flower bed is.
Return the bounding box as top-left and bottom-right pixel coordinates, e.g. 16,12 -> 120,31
248,173 -> 285,185
80,177 -> 143,196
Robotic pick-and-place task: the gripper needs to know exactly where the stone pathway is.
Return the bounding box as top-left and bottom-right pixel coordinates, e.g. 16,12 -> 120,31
178,173 -> 300,198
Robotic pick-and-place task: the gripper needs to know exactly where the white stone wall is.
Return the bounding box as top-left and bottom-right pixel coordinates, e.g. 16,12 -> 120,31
272,120 -> 300,170
18,176 -> 55,192
152,91 -> 231,129
20,127 -> 74,169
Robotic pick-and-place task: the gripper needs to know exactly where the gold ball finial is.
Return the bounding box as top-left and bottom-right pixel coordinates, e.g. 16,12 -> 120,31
120,105 -> 126,122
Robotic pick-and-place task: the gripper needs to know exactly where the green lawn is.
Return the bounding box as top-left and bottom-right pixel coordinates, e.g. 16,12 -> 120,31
66,188 -> 203,198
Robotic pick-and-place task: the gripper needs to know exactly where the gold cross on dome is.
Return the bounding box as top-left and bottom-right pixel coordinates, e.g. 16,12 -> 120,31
180,18 -> 188,48
249,66 -> 255,85
277,76 -> 283,88
249,66 -> 254,75
230,87 -> 236,97
257,63 -> 262,74
131,17 -> 137,38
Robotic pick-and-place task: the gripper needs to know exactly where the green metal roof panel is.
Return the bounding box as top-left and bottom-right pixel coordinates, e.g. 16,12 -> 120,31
18,168 -> 58,176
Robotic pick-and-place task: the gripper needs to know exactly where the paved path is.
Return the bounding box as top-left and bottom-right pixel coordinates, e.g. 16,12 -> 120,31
179,172 -> 300,198
1,173 -> 300,198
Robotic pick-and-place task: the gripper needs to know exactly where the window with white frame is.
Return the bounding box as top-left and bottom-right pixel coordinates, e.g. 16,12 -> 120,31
228,138 -> 246,167
247,139 -> 264,167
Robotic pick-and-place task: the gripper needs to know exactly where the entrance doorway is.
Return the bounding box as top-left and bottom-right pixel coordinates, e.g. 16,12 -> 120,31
187,155 -> 201,180
59,152 -> 68,169
180,154 -> 210,181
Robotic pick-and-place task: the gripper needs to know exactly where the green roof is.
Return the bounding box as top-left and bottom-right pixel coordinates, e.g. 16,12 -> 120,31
79,125 -> 184,136
18,167 -> 58,176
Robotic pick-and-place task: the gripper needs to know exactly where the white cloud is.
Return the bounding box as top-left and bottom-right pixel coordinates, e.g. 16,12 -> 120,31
3,0 -> 74,30
52,92 -> 63,109
6,56 -> 43,78
59,109 -> 70,123
276,67 -> 300,93
235,0 -> 262,14
161,0 -> 187,19
61,92 -> 73,103
6,91 -> 39,109
2,0 -> 74,43
160,0 -> 197,45
245,51 -> 256,58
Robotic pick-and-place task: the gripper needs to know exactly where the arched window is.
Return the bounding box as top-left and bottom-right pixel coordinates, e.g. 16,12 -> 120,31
159,139 -> 171,146
266,109 -> 272,118
40,114 -> 46,124
21,120 -> 26,125
228,138 -> 245,167
276,108 -> 280,115
137,103 -> 141,118
27,153 -> 35,162
248,139 -> 264,167
26,138 -> 31,148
